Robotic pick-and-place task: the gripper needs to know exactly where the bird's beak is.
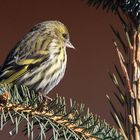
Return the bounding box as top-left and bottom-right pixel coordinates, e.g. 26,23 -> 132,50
66,40 -> 75,49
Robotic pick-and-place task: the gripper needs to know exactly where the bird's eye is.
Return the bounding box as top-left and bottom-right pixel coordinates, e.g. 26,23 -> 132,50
62,33 -> 68,39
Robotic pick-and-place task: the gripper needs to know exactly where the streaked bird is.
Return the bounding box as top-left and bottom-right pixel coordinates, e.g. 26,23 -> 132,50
0,21 -> 74,96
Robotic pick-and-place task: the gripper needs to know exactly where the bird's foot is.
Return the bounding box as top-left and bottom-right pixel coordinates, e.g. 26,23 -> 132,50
37,92 -> 52,112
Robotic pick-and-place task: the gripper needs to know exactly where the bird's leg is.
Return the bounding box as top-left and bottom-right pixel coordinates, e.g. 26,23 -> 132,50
43,94 -> 52,101
38,91 -> 52,101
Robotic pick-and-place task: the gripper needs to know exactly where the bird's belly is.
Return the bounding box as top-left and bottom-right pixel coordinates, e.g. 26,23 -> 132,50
18,59 -> 66,95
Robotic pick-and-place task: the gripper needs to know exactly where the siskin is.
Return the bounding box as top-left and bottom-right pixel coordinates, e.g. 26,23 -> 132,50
0,21 -> 74,96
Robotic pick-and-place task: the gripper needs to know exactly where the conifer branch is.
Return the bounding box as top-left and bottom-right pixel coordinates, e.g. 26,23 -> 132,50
107,12 -> 140,140
83,0 -> 140,25
0,84 -> 124,140
82,0 -> 140,139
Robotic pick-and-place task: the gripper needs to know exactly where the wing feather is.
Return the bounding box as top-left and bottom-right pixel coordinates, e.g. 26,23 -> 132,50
0,27 -> 51,83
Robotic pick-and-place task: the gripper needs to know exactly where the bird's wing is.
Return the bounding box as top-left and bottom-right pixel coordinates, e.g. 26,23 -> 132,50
0,50 -> 50,84
0,31 -> 51,84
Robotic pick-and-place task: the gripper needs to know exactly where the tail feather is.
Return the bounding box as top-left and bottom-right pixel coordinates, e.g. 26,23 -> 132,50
0,65 -> 4,81
134,65 -> 140,81
0,65 -> 1,72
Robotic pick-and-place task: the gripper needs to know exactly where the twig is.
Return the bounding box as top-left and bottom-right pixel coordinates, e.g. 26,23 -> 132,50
1,103 -> 97,140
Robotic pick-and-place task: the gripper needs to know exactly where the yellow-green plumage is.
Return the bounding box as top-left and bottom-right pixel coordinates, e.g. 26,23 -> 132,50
0,21 -> 74,95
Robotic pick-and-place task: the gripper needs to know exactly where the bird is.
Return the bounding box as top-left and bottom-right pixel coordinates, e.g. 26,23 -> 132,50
0,21 -> 75,97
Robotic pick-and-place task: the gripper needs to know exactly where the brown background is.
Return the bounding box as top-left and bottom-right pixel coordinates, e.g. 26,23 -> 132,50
0,0 -> 124,139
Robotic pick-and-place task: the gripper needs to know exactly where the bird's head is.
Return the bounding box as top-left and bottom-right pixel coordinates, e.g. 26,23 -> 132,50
42,21 -> 75,49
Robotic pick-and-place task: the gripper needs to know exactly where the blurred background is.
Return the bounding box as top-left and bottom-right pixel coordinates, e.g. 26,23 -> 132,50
0,0 -> 124,139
